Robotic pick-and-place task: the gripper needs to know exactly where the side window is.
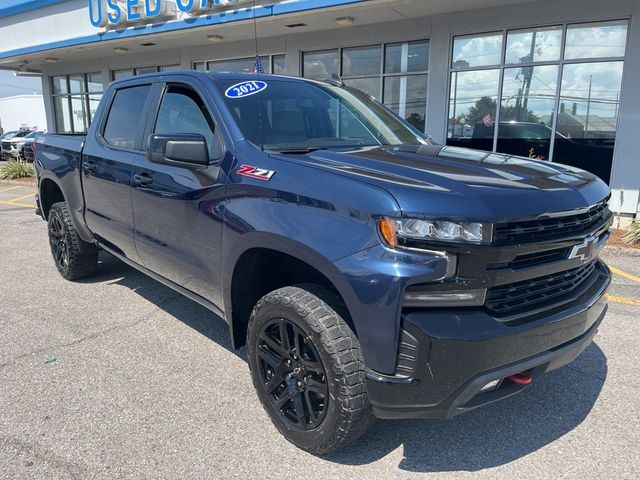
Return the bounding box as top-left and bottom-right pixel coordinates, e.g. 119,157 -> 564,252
154,86 -> 217,157
103,85 -> 152,149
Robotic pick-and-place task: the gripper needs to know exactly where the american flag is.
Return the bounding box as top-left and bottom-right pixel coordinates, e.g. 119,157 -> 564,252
250,55 -> 265,74
482,113 -> 493,127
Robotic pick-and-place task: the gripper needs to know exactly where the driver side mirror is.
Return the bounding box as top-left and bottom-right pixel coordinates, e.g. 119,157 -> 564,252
147,134 -> 210,167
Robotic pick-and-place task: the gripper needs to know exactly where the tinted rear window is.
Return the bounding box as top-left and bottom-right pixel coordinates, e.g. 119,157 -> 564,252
103,85 -> 151,149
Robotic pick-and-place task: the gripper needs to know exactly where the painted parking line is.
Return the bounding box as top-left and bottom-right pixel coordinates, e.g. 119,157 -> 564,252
609,265 -> 640,285
607,295 -> 640,306
0,186 -> 23,194
0,191 -> 36,209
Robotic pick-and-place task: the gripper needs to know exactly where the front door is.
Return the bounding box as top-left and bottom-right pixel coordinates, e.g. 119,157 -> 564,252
131,82 -> 227,306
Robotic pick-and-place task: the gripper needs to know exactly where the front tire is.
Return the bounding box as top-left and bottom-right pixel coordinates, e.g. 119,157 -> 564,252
247,286 -> 374,455
47,202 -> 98,280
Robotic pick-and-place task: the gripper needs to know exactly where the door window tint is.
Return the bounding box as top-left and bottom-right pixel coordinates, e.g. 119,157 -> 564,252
103,85 -> 152,149
154,86 -> 216,156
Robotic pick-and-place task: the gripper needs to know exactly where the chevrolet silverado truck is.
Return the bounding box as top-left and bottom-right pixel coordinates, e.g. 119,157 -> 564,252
34,71 -> 613,454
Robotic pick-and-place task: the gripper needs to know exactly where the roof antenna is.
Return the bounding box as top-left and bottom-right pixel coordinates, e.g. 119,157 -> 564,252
252,0 -> 264,150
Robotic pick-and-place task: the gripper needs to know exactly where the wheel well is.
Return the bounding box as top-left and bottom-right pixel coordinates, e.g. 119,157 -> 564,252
40,179 -> 65,219
230,248 -> 354,348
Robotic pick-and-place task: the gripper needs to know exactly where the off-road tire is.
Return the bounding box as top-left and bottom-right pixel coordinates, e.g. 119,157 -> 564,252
48,202 -> 98,280
247,286 -> 375,455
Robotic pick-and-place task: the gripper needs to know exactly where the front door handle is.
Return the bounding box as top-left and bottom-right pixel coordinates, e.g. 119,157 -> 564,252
133,172 -> 154,187
83,160 -> 97,173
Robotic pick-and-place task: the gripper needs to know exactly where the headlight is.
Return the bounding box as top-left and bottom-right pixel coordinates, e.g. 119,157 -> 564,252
379,217 -> 492,247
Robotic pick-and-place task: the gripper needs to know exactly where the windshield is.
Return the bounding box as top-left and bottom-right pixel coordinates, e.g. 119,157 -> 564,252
214,78 -> 428,152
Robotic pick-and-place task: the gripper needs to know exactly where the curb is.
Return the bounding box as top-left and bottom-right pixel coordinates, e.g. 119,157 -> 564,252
603,245 -> 640,258
0,178 -> 36,187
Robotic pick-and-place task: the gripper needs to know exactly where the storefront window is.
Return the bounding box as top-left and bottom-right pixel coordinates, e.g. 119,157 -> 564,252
447,20 -> 628,183
303,40 -> 429,132
564,20 -> 628,60
303,50 -> 339,79
52,72 -> 104,134
112,65 -> 181,80
272,55 -> 286,75
207,56 -> 270,73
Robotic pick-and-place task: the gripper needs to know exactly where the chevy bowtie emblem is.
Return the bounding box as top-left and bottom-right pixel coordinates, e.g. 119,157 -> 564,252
568,235 -> 600,262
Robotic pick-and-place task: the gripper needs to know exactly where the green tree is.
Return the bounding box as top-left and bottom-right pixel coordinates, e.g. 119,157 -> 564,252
463,96 -> 539,126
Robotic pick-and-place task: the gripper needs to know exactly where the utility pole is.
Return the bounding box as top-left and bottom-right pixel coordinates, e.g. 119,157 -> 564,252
584,74 -> 592,138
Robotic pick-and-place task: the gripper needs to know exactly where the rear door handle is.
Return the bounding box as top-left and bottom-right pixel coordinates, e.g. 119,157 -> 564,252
83,160 -> 97,173
133,172 -> 154,187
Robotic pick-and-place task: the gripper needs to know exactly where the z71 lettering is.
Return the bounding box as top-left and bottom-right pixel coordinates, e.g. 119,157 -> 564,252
236,164 -> 276,181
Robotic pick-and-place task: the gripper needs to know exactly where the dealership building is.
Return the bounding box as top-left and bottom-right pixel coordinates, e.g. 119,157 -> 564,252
0,0 -> 638,217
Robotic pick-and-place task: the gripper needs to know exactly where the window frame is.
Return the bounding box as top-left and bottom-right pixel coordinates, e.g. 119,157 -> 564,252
301,39 -> 430,133
99,83 -> 155,153
446,18 -> 630,161
146,82 -> 225,159
51,72 -> 105,134
191,54 -> 285,74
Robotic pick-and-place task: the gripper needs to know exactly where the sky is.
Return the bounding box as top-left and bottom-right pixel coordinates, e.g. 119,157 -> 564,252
0,70 -> 42,98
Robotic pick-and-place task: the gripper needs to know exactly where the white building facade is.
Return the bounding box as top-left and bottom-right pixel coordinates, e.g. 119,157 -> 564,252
0,0 -> 638,216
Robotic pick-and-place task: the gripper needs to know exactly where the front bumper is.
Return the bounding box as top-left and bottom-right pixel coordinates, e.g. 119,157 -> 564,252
367,260 -> 610,419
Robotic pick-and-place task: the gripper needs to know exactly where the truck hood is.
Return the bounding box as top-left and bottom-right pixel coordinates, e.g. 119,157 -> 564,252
269,144 -> 610,222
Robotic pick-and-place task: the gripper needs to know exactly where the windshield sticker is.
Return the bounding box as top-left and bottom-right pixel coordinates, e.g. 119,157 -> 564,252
225,81 -> 268,99
237,164 -> 276,181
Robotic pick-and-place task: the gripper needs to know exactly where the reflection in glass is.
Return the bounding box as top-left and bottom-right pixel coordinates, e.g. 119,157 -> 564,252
447,68 -> 500,144
383,74 -> 427,132
207,57 -> 269,73
193,62 -> 206,71
505,26 -> 562,64
53,96 -> 72,133
452,33 -> 503,69
52,76 -> 68,95
343,77 -> 381,99
113,69 -> 134,80
343,45 -> 381,76
553,61 -> 623,182
88,95 -> 102,123
272,55 -> 286,75
136,66 -> 158,75
497,64 -> 559,159
70,95 -> 88,132
565,20 -> 628,60
69,75 -> 85,94
87,72 -> 103,93
385,40 -> 429,73
303,50 -> 339,79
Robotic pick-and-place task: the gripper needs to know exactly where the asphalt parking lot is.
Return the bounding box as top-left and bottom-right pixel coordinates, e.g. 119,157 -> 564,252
1,183 -> 639,480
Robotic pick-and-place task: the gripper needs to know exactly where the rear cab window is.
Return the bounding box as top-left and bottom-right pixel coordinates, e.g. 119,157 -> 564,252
102,85 -> 152,149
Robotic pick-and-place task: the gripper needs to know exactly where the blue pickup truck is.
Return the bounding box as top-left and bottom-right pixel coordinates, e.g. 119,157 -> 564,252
34,71 -> 612,454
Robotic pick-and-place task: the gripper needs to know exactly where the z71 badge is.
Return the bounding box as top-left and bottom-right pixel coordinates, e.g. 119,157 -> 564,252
237,164 -> 276,181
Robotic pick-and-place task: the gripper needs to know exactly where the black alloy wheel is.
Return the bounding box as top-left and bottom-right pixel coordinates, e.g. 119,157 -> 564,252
256,318 -> 329,430
49,213 -> 69,270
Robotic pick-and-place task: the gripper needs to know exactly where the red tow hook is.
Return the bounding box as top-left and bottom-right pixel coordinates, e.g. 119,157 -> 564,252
507,371 -> 533,385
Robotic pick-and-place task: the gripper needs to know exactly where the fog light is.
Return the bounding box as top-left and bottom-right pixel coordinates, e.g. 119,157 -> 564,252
403,289 -> 486,307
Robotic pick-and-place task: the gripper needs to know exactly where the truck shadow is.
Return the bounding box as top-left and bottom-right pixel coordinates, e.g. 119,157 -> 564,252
83,252 -> 606,472
79,252 -> 246,361
327,342 -> 607,471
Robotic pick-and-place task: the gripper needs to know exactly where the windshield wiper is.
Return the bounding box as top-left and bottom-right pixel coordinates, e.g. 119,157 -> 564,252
274,144 -> 379,154
274,147 -> 325,154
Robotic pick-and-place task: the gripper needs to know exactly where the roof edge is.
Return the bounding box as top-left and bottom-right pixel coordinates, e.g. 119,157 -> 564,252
0,0 -> 69,19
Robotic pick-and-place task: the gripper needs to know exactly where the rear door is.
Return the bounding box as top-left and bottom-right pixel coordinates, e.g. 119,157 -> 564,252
82,83 -> 156,261
131,80 -> 228,306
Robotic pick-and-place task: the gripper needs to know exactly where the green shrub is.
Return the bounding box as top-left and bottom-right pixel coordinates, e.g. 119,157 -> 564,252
0,159 -> 35,180
624,219 -> 640,245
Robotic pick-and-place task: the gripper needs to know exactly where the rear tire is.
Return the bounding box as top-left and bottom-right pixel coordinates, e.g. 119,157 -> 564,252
247,286 -> 375,455
47,202 -> 98,280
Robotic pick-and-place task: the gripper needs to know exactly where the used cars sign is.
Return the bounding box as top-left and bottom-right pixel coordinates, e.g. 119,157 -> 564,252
89,0 -> 281,29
